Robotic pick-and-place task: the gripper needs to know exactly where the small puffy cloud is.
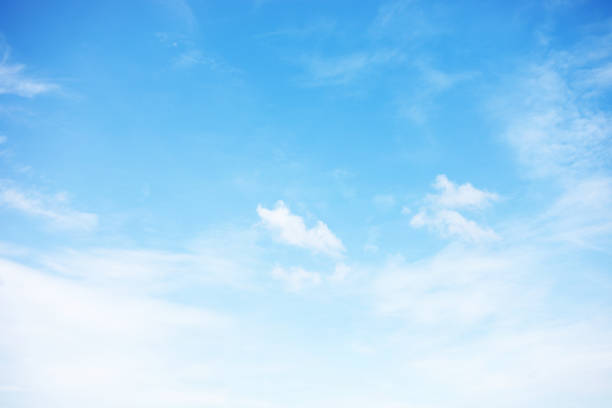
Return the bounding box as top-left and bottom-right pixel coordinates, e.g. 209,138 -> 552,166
0,187 -> 98,231
411,209 -> 499,243
0,135 -> 6,144
257,200 -> 344,257
271,266 -> 321,291
429,174 -> 499,209
410,175 -> 499,242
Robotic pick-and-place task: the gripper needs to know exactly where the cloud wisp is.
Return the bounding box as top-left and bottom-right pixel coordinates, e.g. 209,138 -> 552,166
0,37 -> 56,97
257,200 -> 345,257
298,50 -> 402,86
0,186 -> 98,231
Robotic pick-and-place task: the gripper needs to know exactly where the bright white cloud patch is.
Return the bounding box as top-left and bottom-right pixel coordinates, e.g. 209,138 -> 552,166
257,200 -> 345,257
410,175 -> 499,242
430,174 -> 499,209
0,187 -> 98,231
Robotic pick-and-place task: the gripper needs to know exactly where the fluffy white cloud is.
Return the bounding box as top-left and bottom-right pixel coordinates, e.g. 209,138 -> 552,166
429,174 -> 499,209
0,187 -> 98,231
257,200 -> 345,257
410,175 -> 499,242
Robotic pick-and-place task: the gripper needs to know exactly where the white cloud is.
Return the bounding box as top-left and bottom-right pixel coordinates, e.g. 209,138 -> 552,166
429,174 -> 499,209
173,50 -> 238,73
0,187 -> 98,231
0,135 -> 6,144
537,176 -> 612,249
404,321 -> 612,407
373,246 -> 535,324
411,209 -> 499,243
37,227 -> 264,290
494,41 -> 612,181
0,38 -> 56,97
410,175 -> 499,242
271,266 -> 321,291
0,257 -> 236,408
257,200 -> 345,257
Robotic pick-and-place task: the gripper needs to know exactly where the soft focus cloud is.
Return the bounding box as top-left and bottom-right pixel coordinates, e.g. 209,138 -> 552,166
0,37 -> 56,97
0,187 -> 98,231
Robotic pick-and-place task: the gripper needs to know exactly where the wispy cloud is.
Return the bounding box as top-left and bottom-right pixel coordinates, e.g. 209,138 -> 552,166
298,50 -> 402,86
41,240 -> 260,290
0,186 -> 98,231
373,245 -> 534,324
373,194 -> 396,209
499,66 -> 611,180
411,208 -> 499,242
172,49 -> 239,73
0,36 -> 56,97
369,0 -> 443,40
257,200 -> 345,257
0,257 -> 239,408
397,63 -> 477,124
271,265 -> 321,291
155,0 -> 197,33
494,30 -> 612,182
257,18 -> 336,39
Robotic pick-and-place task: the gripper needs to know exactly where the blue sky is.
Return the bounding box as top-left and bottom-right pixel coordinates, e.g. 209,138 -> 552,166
1,0 -> 612,407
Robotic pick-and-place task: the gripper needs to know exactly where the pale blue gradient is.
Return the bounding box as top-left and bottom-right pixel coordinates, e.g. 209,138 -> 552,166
0,1 -> 611,407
